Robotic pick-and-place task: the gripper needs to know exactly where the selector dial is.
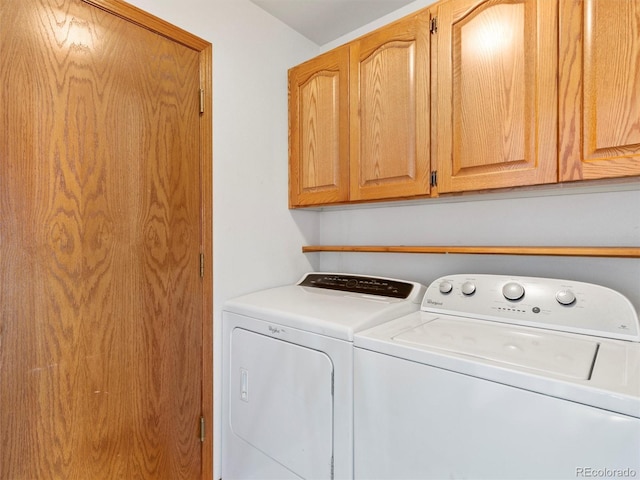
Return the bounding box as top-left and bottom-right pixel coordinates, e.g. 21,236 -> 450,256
556,289 -> 576,306
503,282 -> 525,301
461,281 -> 476,296
439,281 -> 453,294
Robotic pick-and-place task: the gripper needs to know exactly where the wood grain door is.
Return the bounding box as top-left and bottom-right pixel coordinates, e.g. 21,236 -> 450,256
0,0 -> 212,478
559,0 -> 640,181
349,12 -> 431,202
434,0 -> 557,193
289,46 -> 350,207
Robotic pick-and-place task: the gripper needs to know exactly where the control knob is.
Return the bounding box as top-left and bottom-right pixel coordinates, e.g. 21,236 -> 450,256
503,282 -> 525,301
556,289 -> 576,306
439,281 -> 453,294
461,281 -> 476,296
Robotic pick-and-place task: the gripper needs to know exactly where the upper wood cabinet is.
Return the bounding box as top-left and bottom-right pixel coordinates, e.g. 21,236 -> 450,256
558,0 -> 640,182
288,12 -> 431,207
289,46 -> 350,207
349,12 -> 431,202
289,0 -> 639,208
433,0 -> 558,193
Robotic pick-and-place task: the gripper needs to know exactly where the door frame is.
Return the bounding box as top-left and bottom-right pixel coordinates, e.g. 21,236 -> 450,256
81,1 -> 213,478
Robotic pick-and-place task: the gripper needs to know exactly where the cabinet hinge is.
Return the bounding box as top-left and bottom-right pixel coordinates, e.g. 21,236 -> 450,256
430,17 -> 438,34
199,253 -> 205,278
200,416 -> 206,443
430,170 -> 438,187
199,88 -> 205,114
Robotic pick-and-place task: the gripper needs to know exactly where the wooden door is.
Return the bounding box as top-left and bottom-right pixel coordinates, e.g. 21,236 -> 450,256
434,0 -> 557,193
559,0 -> 640,181
289,46 -> 350,207
0,0 -> 212,478
349,12 -> 431,202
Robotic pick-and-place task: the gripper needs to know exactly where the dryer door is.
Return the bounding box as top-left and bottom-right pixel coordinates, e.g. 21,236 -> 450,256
230,328 -> 334,479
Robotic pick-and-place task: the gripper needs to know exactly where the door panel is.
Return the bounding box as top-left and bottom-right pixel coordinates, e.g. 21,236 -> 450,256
289,46 -> 350,207
350,12 -> 431,201
455,2 -> 526,171
559,0 -> 640,181
435,0 -> 557,193
0,0 -> 204,478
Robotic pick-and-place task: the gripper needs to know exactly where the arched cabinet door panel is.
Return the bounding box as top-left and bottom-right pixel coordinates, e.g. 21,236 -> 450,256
289,46 -> 350,207
434,0 -> 558,193
349,12 -> 431,202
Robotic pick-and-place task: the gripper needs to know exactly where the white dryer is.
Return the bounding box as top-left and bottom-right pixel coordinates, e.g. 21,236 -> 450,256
221,273 -> 425,480
354,274 -> 640,480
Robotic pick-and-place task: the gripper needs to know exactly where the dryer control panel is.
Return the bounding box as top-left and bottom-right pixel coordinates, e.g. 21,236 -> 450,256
299,273 -> 417,299
423,274 -> 639,342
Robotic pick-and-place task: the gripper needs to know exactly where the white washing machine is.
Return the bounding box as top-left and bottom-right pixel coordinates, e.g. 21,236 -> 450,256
354,274 -> 640,480
221,272 -> 425,480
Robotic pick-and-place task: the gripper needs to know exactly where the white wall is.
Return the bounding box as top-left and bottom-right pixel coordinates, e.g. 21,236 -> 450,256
315,185 -> 640,308
122,0 -> 321,477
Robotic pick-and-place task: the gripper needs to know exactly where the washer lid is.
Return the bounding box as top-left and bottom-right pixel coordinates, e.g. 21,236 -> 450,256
393,318 -> 599,380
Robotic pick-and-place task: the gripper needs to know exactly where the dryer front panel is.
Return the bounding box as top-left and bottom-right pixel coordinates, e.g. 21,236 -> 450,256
230,327 -> 334,479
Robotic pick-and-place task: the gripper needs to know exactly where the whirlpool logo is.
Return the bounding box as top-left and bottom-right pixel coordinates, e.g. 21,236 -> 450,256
426,299 -> 443,306
268,326 -> 283,335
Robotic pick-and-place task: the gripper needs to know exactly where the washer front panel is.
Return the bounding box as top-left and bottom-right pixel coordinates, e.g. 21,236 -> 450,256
354,348 -> 640,480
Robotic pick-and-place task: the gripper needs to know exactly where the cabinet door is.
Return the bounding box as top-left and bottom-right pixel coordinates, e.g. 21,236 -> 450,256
559,0 -> 640,181
435,0 -> 557,193
350,13 -> 431,201
289,46 -> 349,207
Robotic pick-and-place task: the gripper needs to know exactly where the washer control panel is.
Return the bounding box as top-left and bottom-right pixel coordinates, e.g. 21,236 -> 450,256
422,274 -> 639,342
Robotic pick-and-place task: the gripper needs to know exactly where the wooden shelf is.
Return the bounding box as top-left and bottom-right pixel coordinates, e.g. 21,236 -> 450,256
302,246 -> 640,258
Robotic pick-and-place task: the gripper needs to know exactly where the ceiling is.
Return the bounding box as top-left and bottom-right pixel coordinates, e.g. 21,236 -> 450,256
250,0 -> 416,45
